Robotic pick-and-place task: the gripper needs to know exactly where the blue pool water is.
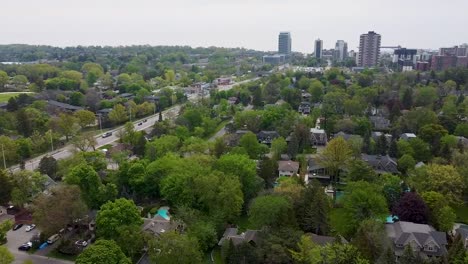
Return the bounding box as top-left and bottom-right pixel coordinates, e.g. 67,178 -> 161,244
156,208 -> 170,220
386,215 -> 399,223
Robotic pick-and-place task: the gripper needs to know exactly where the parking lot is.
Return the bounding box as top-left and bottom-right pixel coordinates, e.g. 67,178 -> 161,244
5,225 -> 73,264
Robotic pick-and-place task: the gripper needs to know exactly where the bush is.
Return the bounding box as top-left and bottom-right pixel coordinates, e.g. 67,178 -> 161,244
58,240 -> 82,255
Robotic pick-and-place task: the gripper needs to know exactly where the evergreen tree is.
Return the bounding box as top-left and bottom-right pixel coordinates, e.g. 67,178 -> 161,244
297,180 -> 331,235
258,157 -> 278,189
376,247 -> 396,264
399,245 -> 423,264
376,134 -> 388,156
402,88 -> 413,110
388,140 -> 398,158
252,86 -> 263,108
287,133 -> 299,159
448,234 -> 467,263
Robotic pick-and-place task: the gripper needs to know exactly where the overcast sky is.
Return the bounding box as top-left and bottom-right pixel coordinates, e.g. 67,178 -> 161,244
2,0 -> 467,53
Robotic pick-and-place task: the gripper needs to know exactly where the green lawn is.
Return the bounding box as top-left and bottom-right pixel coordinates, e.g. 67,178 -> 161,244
0,92 -> 24,102
454,204 -> 468,224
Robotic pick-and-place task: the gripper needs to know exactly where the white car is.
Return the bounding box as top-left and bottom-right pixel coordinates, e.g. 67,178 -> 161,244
75,240 -> 88,247
25,224 -> 36,232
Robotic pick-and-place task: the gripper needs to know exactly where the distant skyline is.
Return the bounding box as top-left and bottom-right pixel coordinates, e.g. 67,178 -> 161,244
1,0 -> 467,53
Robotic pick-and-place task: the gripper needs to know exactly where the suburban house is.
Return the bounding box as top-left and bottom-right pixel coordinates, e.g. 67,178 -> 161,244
400,133 -> 417,141
228,97 -> 238,105
386,221 -> 448,259
305,157 -> 330,184
278,160 -> 300,177
310,128 -> 328,146
371,131 -> 393,143
361,154 -> 399,174
298,102 -> 311,115
142,207 -> 183,237
215,77 -> 232,86
308,233 -> 348,246
257,131 -> 280,145
47,100 -> 84,113
455,227 -> 468,249
334,131 -> 361,141
370,116 -> 391,130
218,228 -> 259,246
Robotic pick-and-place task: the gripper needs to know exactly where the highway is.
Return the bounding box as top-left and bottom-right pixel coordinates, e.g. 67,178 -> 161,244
9,77 -> 260,172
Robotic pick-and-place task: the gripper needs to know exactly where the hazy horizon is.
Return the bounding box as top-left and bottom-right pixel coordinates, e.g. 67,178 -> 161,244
2,0 -> 467,53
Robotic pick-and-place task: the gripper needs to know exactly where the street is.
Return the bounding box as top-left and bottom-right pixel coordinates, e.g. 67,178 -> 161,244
11,105 -> 181,172
8,77 -> 259,172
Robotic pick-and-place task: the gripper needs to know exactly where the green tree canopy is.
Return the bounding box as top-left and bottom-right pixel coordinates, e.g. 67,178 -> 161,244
248,195 -> 294,229
76,239 -> 131,264
96,198 -> 143,240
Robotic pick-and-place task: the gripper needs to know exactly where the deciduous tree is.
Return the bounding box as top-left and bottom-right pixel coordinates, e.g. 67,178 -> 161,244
148,232 -> 203,264
32,185 -> 87,235
96,198 -> 143,240
76,240 -> 131,264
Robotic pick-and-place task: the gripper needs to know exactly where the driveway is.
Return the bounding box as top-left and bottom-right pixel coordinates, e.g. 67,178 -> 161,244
5,226 -> 73,264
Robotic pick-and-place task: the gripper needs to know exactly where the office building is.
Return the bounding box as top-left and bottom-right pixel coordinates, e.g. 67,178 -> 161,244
357,31 -> 381,67
278,32 -> 292,55
263,54 -> 286,65
393,48 -> 417,71
333,40 -> 348,61
314,39 -> 323,59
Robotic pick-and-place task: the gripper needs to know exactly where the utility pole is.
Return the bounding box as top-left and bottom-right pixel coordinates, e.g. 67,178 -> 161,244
129,106 -> 132,122
1,144 -> 6,170
98,114 -> 103,133
49,130 -> 54,152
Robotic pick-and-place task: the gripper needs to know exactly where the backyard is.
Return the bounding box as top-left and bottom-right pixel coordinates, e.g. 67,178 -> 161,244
0,92 -> 33,102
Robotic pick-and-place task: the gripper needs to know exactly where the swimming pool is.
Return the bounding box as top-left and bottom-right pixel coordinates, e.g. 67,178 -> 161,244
156,207 -> 170,220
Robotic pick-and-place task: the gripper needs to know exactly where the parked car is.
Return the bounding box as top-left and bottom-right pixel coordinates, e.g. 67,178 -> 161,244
137,122 -> 143,126
143,119 -> 147,122
47,234 -> 60,244
25,224 -> 36,232
102,132 -> 112,138
75,240 -> 88,247
13,224 -> 23,231
18,242 -> 32,251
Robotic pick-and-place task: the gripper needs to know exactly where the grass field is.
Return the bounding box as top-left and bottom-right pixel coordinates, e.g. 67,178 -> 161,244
0,92 -> 23,102
0,92 -> 34,102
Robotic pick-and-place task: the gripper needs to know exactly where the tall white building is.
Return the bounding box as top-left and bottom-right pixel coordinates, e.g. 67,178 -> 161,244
333,40 -> 348,61
357,31 -> 381,67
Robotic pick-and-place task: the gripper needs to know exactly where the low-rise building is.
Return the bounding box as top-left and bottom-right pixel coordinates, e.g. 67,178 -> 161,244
310,128 -> 327,146
278,160 -> 300,177
218,228 -> 259,246
257,131 -> 280,145
361,154 -> 399,174
386,221 -> 448,259
305,157 -> 330,184
47,100 -> 84,113
142,207 -> 183,237
370,116 -> 391,130
400,133 -> 417,141
298,102 -> 311,115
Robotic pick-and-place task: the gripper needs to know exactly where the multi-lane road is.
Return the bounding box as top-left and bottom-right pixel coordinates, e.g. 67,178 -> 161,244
11,105 -> 181,172
9,77 -> 260,172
